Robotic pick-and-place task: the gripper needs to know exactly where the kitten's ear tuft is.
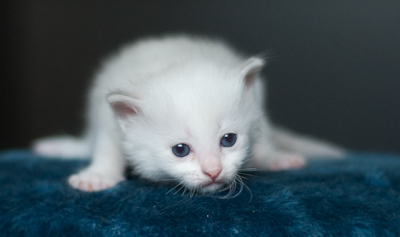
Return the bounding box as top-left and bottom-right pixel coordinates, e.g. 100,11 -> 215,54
107,93 -> 141,130
238,57 -> 265,87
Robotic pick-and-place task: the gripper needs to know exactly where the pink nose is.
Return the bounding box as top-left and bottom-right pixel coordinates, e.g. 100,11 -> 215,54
204,168 -> 222,181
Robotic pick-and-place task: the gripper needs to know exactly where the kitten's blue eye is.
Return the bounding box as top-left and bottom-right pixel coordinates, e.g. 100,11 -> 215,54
172,144 -> 191,157
220,133 -> 237,147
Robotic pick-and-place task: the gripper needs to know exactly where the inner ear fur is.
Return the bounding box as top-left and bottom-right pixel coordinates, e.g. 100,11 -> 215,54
238,57 -> 265,87
107,92 -> 141,120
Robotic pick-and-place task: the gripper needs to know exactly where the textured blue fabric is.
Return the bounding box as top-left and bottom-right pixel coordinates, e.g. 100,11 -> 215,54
1,150 -> 400,236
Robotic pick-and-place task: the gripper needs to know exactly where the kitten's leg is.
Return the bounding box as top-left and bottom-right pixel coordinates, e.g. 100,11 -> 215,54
271,126 -> 345,157
253,150 -> 306,171
68,130 -> 125,192
33,136 -> 90,158
252,143 -> 306,171
249,117 -> 306,171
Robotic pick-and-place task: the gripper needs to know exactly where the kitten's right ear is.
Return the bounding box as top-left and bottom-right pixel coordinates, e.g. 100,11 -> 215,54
107,93 -> 141,131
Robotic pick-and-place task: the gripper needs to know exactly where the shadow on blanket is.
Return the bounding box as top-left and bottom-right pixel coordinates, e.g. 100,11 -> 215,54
1,150 -> 400,236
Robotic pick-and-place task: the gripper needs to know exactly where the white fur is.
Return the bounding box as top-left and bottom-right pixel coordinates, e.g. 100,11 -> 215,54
33,35 -> 344,193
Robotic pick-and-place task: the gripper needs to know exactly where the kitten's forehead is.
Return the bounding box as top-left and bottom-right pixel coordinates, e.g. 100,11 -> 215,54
160,62 -> 241,103
155,66 -> 241,115
140,61 -> 246,136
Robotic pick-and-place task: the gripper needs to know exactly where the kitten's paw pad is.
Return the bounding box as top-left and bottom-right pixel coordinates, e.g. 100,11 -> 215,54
68,172 -> 123,192
269,155 -> 306,171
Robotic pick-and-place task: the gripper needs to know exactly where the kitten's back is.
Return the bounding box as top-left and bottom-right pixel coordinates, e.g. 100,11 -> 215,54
97,35 -> 242,85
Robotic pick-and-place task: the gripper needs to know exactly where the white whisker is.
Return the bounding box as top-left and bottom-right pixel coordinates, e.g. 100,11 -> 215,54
165,182 -> 182,195
189,187 -> 196,198
237,172 -> 259,179
228,175 -> 243,199
238,167 -> 259,172
182,186 -> 188,196
237,175 -> 253,203
173,184 -> 186,195
161,178 -> 179,181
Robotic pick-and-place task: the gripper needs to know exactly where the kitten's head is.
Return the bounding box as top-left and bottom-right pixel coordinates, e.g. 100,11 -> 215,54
108,57 -> 265,194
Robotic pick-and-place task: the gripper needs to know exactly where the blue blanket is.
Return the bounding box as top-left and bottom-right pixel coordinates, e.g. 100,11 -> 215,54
1,150 -> 400,236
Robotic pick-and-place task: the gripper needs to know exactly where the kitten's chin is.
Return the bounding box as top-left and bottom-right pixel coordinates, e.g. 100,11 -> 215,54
198,181 -> 225,194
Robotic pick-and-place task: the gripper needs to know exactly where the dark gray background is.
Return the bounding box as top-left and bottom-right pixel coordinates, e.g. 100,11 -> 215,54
2,1 -> 400,152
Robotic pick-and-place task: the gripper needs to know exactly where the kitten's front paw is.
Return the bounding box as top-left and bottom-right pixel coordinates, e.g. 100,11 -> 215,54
68,171 -> 123,192
268,154 -> 306,171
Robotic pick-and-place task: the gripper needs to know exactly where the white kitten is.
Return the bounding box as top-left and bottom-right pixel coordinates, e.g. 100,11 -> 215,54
33,35 -> 344,193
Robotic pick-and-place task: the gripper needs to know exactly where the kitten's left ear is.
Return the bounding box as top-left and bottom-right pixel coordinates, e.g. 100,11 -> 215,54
237,57 -> 265,87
